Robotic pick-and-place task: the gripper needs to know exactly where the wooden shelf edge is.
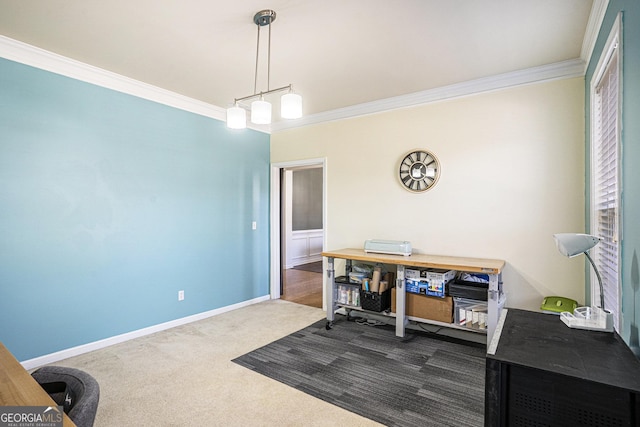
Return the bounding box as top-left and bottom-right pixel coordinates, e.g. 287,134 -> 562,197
322,248 -> 505,274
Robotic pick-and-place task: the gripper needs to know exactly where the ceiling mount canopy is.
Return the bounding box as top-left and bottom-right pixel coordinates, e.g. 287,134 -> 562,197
226,9 -> 303,130
253,9 -> 276,26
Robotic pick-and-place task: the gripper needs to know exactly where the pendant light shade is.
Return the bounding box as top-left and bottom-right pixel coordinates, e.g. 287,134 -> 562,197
251,99 -> 272,124
226,10 -> 303,129
226,105 -> 247,129
281,92 -> 302,119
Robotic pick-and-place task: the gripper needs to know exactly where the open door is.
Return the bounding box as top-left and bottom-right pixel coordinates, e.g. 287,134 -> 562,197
270,158 -> 326,308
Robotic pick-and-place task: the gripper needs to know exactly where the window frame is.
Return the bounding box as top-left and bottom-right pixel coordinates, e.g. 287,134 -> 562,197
589,12 -> 623,331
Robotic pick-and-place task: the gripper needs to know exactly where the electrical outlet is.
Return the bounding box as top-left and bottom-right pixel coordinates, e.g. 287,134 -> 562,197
252,221 -> 257,230
178,290 -> 184,301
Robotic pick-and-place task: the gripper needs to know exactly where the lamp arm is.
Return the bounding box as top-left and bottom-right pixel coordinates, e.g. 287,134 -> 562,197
583,251 -> 605,310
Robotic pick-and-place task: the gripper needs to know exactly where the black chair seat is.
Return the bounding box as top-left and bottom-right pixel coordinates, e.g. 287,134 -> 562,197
31,366 -> 100,427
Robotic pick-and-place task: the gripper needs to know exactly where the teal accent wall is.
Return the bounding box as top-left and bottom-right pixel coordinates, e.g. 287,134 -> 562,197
0,58 -> 271,361
586,0 -> 640,355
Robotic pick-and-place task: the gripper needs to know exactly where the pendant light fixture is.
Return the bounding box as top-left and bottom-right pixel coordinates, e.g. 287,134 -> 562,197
226,10 -> 302,129
226,102 -> 246,129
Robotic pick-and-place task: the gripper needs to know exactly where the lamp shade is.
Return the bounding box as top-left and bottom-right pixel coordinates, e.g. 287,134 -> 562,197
553,233 -> 602,258
226,105 -> 246,129
281,92 -> 302,119
251,99 -> 272,124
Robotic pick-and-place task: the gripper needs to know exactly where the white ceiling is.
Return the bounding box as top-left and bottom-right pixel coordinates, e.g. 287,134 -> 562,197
0,1 -> 596,128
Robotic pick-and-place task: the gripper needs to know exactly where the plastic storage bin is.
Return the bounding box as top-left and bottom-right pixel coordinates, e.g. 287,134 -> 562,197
336,283 -> 361,307
454,297 -> 488,330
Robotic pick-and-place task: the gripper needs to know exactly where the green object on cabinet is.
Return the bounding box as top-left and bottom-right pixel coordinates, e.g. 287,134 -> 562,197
540,296 -> 578,314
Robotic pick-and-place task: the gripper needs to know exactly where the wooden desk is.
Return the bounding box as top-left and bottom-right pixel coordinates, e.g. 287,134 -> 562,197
486,309 -> 640,426
0,342 -> 76,426
322,248 -> 504,274
322,248 -> 506,343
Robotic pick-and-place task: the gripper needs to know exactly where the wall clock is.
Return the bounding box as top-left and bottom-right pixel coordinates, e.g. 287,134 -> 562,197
398,149 -> 440,192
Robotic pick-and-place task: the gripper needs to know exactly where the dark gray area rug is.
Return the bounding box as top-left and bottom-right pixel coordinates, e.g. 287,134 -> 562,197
232,316 -> 486,427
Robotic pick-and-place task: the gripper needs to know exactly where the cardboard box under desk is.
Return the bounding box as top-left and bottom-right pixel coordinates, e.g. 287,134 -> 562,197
391,288 -> 453,323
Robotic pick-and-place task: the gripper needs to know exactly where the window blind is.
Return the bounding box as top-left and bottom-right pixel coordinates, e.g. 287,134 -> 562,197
592,35 -> 620,330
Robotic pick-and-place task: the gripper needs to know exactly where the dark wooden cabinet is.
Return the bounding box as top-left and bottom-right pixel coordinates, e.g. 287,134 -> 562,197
485,309 -> 640,426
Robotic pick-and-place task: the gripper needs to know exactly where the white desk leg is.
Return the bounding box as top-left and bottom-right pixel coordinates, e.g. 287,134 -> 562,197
325,257 -> 335,329
396,265 -> 406,337
487,272 -> 504,345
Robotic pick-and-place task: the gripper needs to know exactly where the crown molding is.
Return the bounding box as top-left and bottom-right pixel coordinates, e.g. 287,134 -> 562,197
1,35 -> 585,135
271,58 -> 586,132
0,36 -> 232,125
581,0 -> 610,67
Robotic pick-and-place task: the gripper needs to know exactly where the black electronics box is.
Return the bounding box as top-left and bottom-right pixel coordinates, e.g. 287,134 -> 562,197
449,279 -> 488,301
360,289 -> 391,312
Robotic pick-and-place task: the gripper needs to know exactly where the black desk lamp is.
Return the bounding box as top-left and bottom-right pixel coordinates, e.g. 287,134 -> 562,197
553,233 -> 614,332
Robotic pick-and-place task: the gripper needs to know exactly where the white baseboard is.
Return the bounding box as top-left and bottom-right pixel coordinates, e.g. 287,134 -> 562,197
21,295 -> 270,370
286,256 -> 322,269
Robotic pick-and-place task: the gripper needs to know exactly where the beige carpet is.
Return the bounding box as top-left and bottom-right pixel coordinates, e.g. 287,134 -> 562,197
48,300 -> 383,426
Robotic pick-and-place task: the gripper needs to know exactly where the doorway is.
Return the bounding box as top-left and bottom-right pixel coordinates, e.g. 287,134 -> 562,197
270,158 -> 326,309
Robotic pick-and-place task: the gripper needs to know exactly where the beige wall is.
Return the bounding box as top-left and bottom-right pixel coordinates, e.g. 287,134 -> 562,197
272,77 -> 585,311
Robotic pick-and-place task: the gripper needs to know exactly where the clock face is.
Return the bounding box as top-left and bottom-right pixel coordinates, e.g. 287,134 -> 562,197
398,150 -> 440,192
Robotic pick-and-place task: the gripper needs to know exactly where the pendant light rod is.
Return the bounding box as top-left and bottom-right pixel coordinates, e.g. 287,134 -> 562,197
253,19 -> 260,94
253,10 -> 275,94
234,84 -> 293,104
267,17 -> 272,92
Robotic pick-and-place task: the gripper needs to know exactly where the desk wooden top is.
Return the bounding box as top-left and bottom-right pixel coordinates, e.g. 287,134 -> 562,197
321,248 -> 505,274
0,342 -> 76,426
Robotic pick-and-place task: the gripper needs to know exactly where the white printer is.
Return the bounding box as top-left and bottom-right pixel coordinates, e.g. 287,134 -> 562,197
364,239 -> 412,256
